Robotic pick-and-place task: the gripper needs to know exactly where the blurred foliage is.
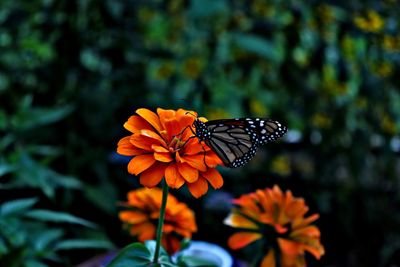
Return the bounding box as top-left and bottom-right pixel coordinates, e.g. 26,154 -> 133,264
1,0 -> 400,266
0,198 -> 113,267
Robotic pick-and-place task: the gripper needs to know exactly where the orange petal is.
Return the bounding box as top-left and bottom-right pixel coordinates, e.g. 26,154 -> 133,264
156,108 -> 180,139
227,232 -> 262,250
163,224 -> 175,233
278,238 -> 302,257
154,152 -> 173,162
124,115 -> 153,133
117,136 -> 145,156
130,222 -> 156,241
223,213 -> 258,229
140,129 -> 167,147
157,108 -> 175,125
304,241 -> 325,259
176,109 -> 196,129
130,134 -> 156,151
291,225 -> 321,238
187,177 -> 208,198
293,214 -> 320,229
272,185 -> 284,202
160,117 -> 181,141
183,138 -> 204,155
119,211 -> 148,224
274,224 -> 288,234
178,162 -> 199,183
139,162 -> 167,187
260,250 -> 275,267
162,235 -> 181,255
201,168 -> 223,189
302,242 -> 324,260
152,145 -> 169,153
127,154 -> 156,175
136,108 -> 163,133
205,153 -> 223,167
179,154 -> 207,172
165,164 -> 185,189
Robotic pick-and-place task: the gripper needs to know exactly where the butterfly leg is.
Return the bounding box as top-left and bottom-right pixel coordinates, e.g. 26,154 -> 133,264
171,125 -> 191,140
199,142 -> 212,169
180,126 -> 212,169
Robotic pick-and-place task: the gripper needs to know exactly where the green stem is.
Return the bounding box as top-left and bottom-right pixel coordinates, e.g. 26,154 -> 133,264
153,181 -> 169,264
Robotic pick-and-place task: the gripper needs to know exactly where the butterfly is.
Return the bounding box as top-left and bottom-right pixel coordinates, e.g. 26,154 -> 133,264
192,117 -> 287,168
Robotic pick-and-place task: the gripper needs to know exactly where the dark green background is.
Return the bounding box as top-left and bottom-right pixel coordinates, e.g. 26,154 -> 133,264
1,0 -> 400,266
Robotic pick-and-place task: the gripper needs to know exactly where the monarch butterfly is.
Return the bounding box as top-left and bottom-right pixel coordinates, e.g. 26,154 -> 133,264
192,117 -> 287,168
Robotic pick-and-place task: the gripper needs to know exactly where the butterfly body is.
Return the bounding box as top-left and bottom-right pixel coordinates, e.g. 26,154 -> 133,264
193,118 -> 287,168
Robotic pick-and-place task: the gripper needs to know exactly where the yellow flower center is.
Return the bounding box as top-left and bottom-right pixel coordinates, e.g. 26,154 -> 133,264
168,136 -> 187,153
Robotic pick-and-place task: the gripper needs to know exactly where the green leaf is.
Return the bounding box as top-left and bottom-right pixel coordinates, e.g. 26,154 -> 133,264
0,218 -> 26,247
54,239 -> 114,250
24,260 -> 49,267
24,210 -> 96,228
32,229 -> 64,252
52,174 -> 82,189
106,243 -> 154,267
27,145 -> 62,157
0,134 -> 15,150
0,161 -> 15,177
188,0 -> 228,17
11,154 -> 82,197
12,104 -> 74,130
0,198 -> 38,217
0,236 -> 8,255
106,241 -> 177,267
145,240 -> 177,267
177,255 -> 218,267
232,33 -> 284,63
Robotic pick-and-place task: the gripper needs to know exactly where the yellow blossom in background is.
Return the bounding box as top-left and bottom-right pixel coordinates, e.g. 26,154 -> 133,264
154,61 -> 175,80
205,108 -> 231,121
292,47 -> 310,67
167,0 -> 184,13
138,7 -> 156,23
341,35 -> 358,60
251,0 -> 273,17
354,10 -> 385,33
371,61 -> 394,78
382,35 -> 400,52
317,4 -> 336,24
250,99 -> 269,117
355,97 -> 368,110
382,114 -> 396,135
271,155 -> 291,176
312,113 -> 332,129
324,82 -> 348,97
182,57 -> 204,79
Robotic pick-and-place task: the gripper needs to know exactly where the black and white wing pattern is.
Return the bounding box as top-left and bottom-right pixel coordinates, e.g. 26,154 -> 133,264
193,118 -> 287,168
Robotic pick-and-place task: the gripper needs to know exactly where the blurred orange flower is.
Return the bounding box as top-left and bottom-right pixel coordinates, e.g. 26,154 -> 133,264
117,108 -> 223,198
119,187 -> 197,254
224,185 -> 324,267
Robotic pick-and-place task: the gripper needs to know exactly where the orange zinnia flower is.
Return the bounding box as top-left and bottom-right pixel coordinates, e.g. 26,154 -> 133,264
224,185 -> 324,267
119,187 -> 197,254
117,108 -> 223,198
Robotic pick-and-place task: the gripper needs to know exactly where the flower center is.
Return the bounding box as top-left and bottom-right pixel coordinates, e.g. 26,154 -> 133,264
168,136 -> 187,153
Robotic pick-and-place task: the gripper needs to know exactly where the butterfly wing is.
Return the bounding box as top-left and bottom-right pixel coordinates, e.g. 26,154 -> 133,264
244,118 -> 287,145
204,118 -> 287,168
204,119 -> 259,168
